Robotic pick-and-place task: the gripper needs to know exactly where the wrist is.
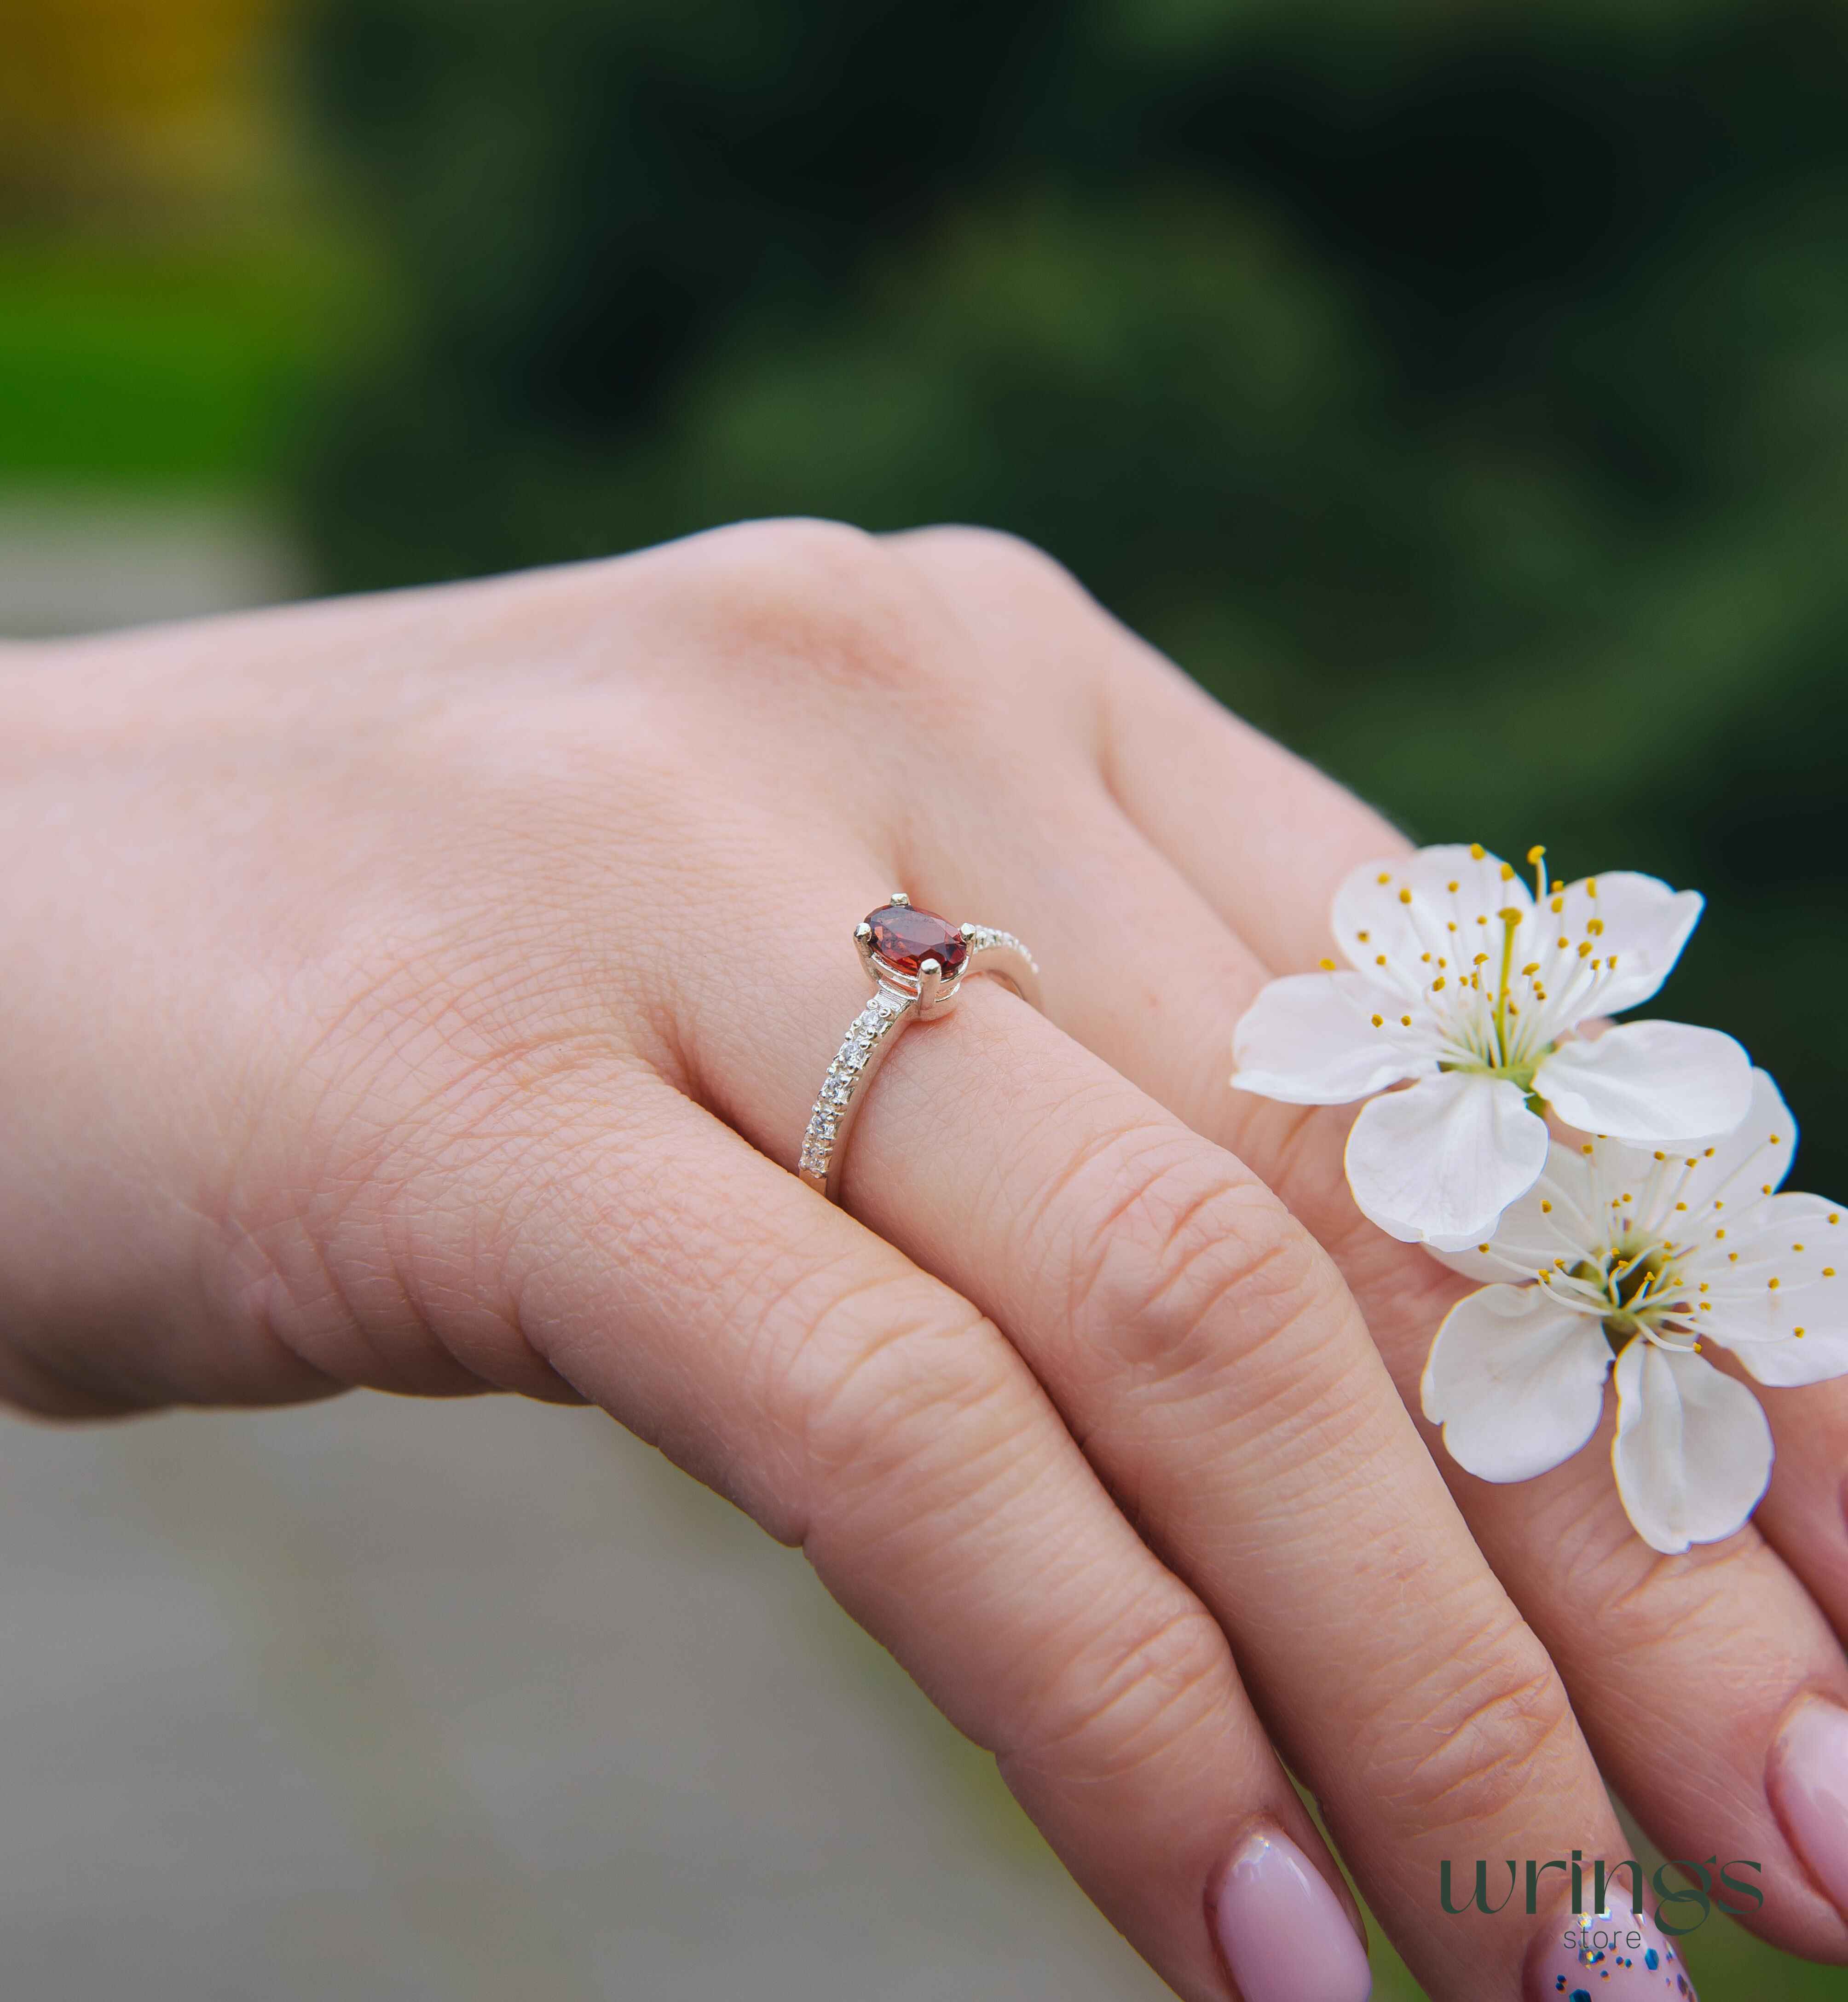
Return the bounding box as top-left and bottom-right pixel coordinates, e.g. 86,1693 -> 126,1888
0,634 -> 247,1411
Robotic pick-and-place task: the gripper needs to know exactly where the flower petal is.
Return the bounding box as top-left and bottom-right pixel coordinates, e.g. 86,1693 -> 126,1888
1421,1284 -> 1612,1481
1422,1154 -> 1599,1284
1693,1192 -> 1848,1384
1611,1341 -> 1772,1554
1230,971 -> 1429,1105
1722,1320 -> 1848,1387
1548,872 -> 1704,1018
1331,844 -> 1529,992
1345,1071 -> 1550,1251
1660,1066 -> 1797,1228
1535,1020 -> 1753,1144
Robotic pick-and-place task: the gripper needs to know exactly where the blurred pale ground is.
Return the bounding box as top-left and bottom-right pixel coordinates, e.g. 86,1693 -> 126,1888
4,0 -> 1848,1996
0,1392 -> 1182,2002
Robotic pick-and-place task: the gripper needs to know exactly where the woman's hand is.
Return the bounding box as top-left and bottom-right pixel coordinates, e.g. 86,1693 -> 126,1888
5,520 -> 1847,2002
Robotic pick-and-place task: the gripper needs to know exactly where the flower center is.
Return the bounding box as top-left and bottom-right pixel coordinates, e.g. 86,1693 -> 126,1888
1432,903 -> 1548,1090
1568,1238 -> 1694,1354
1380,842 -> 1591,1089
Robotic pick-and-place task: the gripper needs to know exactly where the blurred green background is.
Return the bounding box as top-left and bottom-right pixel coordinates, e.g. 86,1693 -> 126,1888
5,1 -> 1848,1996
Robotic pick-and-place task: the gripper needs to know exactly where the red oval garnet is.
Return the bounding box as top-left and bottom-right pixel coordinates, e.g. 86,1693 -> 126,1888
866,903 -> 968,978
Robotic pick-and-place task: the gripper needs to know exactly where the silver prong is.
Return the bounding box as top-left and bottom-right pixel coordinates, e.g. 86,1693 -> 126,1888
959,922 -> 977,942
854,923 -> 876,977
889,890 -> 911,907
915,958 -> 943,1011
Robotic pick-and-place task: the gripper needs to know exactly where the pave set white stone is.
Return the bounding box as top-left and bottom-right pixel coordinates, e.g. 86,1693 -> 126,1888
798,895 -> 1042,1204
959,925 -> 1031,961
799,992 -> 907,1188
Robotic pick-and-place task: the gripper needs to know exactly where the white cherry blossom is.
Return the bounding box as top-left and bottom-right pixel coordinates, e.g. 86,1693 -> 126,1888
1421,1069 -> 1848,1553
1230,842 -> 1752,1250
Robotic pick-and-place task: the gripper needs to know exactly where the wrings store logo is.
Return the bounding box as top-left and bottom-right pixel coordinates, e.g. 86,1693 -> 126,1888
1440,1850 -> 1762,1935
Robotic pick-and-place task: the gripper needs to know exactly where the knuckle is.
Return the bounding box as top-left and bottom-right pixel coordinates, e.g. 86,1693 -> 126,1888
1005,1590 -> 1232,1782
1590,1522 -> 1784,1661
761,1256 -> 1016,1503
1057,1123 -> 1347,1397
692,517 -> 938,693
902,523 -> 1093,608
1374,1632 -> 1577,1832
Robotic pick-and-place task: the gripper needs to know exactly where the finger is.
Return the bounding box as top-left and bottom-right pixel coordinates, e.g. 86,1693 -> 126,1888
1738,1375 -> 1848,1919
1099,735 -> 1848,1961
482,1071 -> 1368,2002
901,530 -> 1848,1960
692,924 -> 1629,2001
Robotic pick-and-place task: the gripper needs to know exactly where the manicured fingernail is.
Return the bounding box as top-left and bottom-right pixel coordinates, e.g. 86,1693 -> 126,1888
1769,1696 -> 1848,1916
1211,1826 -> 1370,2002
1524,1903 -> 1697,2000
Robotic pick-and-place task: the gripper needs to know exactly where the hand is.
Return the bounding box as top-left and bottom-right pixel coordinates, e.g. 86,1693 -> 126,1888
4,520 -> 1845,2001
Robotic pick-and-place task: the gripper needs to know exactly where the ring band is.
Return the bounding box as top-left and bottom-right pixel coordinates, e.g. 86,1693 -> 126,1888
799,893 -> 1042,1203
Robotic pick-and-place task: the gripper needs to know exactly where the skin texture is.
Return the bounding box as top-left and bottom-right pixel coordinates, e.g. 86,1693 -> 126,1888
3,518 -> 1848,2000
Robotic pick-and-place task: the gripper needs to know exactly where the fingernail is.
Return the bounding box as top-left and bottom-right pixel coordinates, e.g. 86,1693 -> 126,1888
1769,1695 -> 1848,1916
1524,1903 -> 1697,2000
1211,1825 -> 1370,2002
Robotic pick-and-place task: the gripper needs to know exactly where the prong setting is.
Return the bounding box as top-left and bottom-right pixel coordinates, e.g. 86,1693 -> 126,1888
802,903 -> 1042,1199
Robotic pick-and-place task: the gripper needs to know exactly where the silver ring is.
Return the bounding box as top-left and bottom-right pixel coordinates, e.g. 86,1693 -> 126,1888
799,893 -> 1042,1203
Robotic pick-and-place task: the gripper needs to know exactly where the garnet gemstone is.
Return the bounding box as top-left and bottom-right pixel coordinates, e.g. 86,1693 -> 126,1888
866,902 -> 968,978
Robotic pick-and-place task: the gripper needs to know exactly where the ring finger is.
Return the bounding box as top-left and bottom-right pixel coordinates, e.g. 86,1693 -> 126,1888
678,857 -> 1634,2000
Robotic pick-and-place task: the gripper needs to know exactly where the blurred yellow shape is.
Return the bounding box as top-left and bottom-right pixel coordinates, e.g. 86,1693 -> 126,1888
1,0 -> 281,198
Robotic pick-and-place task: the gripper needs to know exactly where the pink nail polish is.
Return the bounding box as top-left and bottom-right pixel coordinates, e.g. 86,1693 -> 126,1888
1524,1904 -> 1697,2000
1211,1826 -> 1370,2002
1769,1696 -> 1848,1916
